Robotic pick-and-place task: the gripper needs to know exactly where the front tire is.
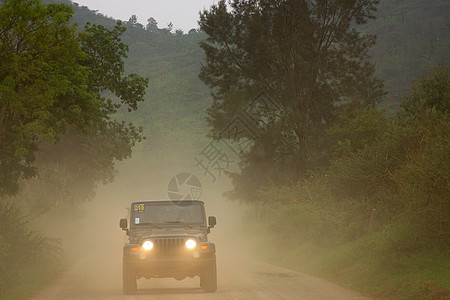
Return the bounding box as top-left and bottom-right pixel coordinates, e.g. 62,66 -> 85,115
200,259 -> 217,293
123,259 -> 137,295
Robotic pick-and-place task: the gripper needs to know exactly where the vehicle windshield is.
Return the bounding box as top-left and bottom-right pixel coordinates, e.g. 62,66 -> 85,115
131,202 -> 205,226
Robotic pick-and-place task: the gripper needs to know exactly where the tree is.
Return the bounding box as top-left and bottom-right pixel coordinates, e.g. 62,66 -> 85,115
146,17 -> 159,33
0,0 -> 148,197
128,14 -> 138,25
127,14 -> 143,29
400,64 -> 449,117
79,22 -> 148,112
167,22 -> 173,32
0,0 -> 85,195
157,22 -> 173,35
199,0 -> 384,202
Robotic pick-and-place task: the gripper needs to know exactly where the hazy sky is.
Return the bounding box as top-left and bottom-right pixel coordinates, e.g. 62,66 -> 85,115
73,0 -> 218,32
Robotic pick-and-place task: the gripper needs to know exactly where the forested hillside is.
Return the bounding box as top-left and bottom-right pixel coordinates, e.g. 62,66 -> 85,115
66,0 -> 450,179
66,0 -> 450,174
67,0 -> 450,187
72,2 -> 214,182
367,0 -> 449,102
71,0 -> 450,106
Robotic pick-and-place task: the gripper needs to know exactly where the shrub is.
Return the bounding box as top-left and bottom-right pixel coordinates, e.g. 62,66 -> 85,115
0,203 -> 62,298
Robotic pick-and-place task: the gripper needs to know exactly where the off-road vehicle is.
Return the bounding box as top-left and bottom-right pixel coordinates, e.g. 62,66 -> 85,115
119,199 -> 217,294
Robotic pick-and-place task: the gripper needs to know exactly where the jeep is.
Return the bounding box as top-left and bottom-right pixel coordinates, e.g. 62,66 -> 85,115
119,199 -> 217,294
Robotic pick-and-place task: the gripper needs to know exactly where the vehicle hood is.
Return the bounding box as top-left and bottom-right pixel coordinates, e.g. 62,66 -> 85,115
130,227 -> 206,242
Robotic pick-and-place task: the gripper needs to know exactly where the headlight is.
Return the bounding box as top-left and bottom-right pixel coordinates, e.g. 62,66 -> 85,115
142,240 -> 153,250
185,239 -> 197,249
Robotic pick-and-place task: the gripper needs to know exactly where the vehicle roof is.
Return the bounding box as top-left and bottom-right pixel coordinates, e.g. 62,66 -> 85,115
130,199 -> 204,205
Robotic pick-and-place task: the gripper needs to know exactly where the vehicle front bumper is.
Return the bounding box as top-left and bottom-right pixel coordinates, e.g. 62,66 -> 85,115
123,242 -> 215,279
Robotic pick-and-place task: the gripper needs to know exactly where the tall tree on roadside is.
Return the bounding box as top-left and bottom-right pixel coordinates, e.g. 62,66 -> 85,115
0,0 -> 83,196
199,0 -> 384,202
0,0 -> 148,197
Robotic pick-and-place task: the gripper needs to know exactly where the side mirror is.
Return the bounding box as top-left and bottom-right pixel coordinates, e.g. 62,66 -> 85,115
119,218 -> 128,230
208,216 -> 217,228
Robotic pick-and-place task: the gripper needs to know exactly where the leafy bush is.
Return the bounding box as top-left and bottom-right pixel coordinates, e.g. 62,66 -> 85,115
0,204 -> 62,298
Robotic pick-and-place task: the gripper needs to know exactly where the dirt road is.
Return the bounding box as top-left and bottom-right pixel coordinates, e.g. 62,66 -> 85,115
31,243 -> 370,300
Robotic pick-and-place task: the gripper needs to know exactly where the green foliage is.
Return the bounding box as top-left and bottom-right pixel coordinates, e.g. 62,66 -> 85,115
327,106 -> 388,155
199,0 -> 384,203
0,0 -> 148,197
2,0 -> 212,215
80,22 -> 148,110
70,1 -> 117,28
328,66 -> 449,246
401,65 -> 449,116
0,0 -> 85,195
0,3 -> 149,296
393,111 -> 450,247
0,204 -> 62,299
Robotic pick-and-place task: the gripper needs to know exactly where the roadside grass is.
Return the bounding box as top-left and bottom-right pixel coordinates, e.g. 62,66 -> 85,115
297,237 -> 450,299
239,222 -> 450,299
0,204 -> 66,300
2,262 -> 64,300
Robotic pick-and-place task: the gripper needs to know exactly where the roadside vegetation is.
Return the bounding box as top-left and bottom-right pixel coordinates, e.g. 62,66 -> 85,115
239,66 -> 449,299
198,1 -> 449,299
0,205 -> 64,299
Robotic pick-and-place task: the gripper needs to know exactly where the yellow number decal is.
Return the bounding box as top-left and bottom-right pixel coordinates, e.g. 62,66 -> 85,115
134,204 -> 145,212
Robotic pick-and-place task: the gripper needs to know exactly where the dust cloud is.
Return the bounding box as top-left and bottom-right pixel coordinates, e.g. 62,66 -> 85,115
30,120 -> 372,299
35,148 -> 254,293
31,152 -> 372,299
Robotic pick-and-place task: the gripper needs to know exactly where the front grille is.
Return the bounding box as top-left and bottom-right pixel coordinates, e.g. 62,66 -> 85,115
153,237 -> 188,257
